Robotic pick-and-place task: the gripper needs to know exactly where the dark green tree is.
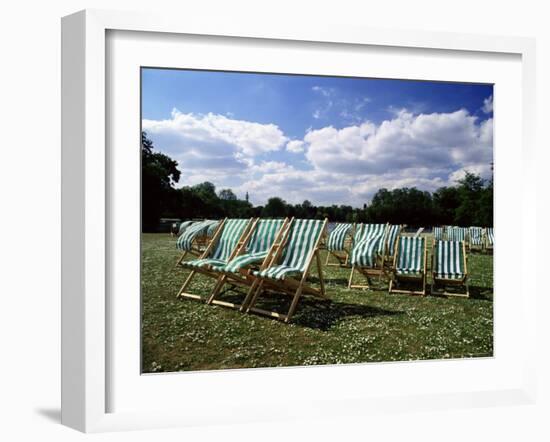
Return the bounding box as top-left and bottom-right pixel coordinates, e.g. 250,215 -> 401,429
141,132 -> 181,231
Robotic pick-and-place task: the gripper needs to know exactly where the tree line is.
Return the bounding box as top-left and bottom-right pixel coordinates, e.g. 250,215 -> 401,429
142,132 -> 493,231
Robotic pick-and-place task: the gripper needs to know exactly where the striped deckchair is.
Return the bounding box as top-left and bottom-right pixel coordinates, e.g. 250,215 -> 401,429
205,218 -> 289,309
324,223 -> 354,266
175,219 -> 221,265
348,223 -> 389,289
177,220 -> 195,236
176,218 -> 253,301
388,236 -> 427,295
431,240 -> 469,297
485,227 -> 494,250
447,226 -> 467,242
433,227 -> 445,241
243,218 -> 328,323
384,224 -> 402,263
469,226 -> 484,250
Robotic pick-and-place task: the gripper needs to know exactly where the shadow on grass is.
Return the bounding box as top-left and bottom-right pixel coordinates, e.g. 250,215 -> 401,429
250,293 -> 402,331
428,284 -> 493,301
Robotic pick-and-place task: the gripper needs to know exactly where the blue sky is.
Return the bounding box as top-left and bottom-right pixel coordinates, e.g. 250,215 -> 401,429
142,68 -> 493,207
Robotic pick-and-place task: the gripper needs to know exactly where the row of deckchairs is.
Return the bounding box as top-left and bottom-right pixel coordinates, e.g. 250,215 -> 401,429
388,237 -> 469,297
176,218 -> 328,323
434,226 -> 494,250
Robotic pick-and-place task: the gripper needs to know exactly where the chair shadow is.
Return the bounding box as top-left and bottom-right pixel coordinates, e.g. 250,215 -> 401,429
250,293 -> 402,331
34,407 -> 61,423
428,284 -> 493,301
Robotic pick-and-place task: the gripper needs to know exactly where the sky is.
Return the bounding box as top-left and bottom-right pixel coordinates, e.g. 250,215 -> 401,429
141,68 -> 493,207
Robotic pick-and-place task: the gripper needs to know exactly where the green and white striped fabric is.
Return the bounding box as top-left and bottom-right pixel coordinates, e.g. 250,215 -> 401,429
433,227 -> 444,241
182,219 -> 249,269
176,220 -> 218,251
395,237 -> 425,275
350,233 -> 386,267
386,225 -> 401,256
327,223 -> 353,252
221,219 -> 285,273
433,240 -> 466,279
354,223 -> 387,243
206,220 -> 221,237
447,226 -> 467,242
177,220 -> 195,236
469,227 -> 483,246
255,219 -> 325,280
486,227 -> 494,246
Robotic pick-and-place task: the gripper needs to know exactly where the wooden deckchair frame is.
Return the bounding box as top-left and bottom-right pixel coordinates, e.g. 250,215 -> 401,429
176,218 -> 254,301
348,222 -> 389,290
388,236 -> 427,296
242,218 -> 329,323
205,218 -> 290,310
174,220 -> 222,267
324,223 -> 355,267
430,240 -> 470,298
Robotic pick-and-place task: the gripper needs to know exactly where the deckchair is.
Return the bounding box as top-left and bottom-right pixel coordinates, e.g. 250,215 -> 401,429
205,218 -> 289,309
177,220 -> 195,236
176,218 -> 253,301
388,236 -> 427,295
325,222 -> 355,266
468,226 -> 484,251
348,223 -> 389,289
433,227 -> 445,241
384,224 -> 402,265
175,219 -> 221,266
485,227 -> 494,251
243,218 -> 328,323
447,226 -> 467,242
431,240 -> 469,297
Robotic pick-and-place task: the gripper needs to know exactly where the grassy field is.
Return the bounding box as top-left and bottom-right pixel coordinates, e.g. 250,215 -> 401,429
141,233 -> 493,373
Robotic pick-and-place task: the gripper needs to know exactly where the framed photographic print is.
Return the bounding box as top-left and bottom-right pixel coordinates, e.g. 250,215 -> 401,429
61,9 -> 537,433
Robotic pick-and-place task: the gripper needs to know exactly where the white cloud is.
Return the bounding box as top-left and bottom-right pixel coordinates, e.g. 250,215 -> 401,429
303,109 -> 492,178
143,107 -> 493,207
143,108 -> 288,160
482,95 -> 493,114
286,140 -> 305,153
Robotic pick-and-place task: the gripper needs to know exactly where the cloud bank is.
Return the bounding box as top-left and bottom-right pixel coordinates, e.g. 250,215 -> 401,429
143,107 -> 493,207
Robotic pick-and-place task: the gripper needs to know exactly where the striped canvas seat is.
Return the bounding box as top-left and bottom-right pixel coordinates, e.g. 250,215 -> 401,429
433,240 -> 466,279
255,219 -> 325,281
176,219 -> 219,251
221,219 -> 285,273
350,233 -> 386,267
206,220 -> 221,237
386,225 -> 401,257
395,237 -> 425,275
433,227 -> 444,241
486,227 -> 494,246
447,226 -> 467,242
177,220 -> 195,236
181,219 -> 250,269
327,223 -> 353,252
469,227 -> 484,246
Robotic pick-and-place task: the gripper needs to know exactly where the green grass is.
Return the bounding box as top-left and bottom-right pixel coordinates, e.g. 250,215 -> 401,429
141,233 -> 493,373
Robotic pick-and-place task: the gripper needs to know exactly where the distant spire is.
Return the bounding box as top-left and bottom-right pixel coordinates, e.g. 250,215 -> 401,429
245,191 -> 249,203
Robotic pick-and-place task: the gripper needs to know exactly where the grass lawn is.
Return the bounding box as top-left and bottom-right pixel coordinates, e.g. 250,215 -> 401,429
141,233 -> 493,373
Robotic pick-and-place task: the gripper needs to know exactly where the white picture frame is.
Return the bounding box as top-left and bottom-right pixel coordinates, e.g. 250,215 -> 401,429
61,9 -> 537,433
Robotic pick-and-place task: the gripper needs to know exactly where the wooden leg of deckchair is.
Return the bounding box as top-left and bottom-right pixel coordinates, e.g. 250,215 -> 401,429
285,284 -> 305,323
388,275 -> 393,294
206,274 -> 228,305
175,250 -> 188,268
348,266 -> 355,289
316,251 -> 326,298
176,269 -> 196,298
324,251 -> 330,266
243,279 -> 264,313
